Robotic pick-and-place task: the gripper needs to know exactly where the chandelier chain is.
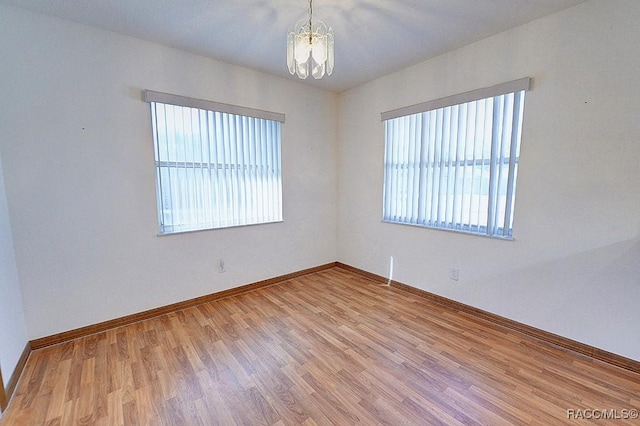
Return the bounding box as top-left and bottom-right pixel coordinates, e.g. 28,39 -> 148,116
308,0 -> 313,43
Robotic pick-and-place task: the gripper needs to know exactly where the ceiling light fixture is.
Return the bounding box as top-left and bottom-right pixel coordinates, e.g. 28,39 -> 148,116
287,0 -> 334,79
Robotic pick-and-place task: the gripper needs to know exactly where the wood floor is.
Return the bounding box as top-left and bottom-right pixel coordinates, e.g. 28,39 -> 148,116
2,267 -> 639,425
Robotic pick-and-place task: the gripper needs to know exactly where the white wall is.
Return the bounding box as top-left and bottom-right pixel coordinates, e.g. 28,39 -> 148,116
0,5 -> 338,340
337,0 -> 640,360
0,150 -> 29,390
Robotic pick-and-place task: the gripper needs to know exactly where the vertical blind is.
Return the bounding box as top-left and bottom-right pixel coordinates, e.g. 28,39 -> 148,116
381,79 -> 529,239
144,91 -> 284,234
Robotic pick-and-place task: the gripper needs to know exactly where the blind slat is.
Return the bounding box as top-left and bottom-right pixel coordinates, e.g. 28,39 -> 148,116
149,101 -> 283,235
382,84 -> 527,239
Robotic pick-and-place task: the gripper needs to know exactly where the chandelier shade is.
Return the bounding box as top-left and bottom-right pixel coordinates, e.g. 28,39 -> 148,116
287,1 -> 334,79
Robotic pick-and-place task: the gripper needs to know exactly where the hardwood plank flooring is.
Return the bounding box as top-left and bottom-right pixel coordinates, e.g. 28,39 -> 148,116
2,267 -> 639,425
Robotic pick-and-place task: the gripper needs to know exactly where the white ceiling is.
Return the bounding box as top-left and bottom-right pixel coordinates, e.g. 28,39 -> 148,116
1,0 -> 587,92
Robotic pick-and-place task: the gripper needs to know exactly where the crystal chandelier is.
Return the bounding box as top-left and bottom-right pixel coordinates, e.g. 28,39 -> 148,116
287,0 -> 334,79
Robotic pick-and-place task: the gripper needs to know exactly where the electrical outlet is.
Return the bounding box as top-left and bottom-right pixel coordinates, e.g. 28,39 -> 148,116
449,267 -> 459,281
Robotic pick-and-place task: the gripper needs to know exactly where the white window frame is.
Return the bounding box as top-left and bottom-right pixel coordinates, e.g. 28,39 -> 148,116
381,78 -> 530,239
144,90 -> 285,235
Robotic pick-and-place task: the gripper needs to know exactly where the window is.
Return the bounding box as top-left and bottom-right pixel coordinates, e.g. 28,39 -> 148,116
144,91 -> 284,235
381,78 -> 529,239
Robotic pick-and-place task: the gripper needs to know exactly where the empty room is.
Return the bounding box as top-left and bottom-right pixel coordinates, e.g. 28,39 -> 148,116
0,0 -> 638,424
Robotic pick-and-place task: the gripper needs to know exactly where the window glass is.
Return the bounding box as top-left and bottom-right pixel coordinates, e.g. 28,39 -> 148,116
382,90 -> 526,239
150,102 -> 283,234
